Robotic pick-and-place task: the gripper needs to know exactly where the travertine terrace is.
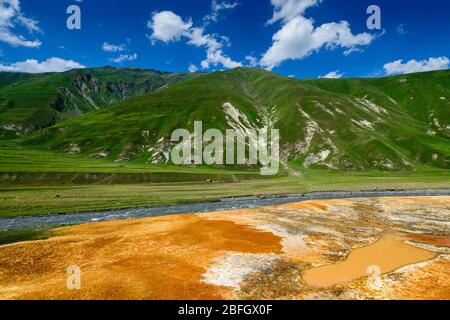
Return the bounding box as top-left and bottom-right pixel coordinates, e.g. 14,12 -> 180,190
0,196 -> 448,300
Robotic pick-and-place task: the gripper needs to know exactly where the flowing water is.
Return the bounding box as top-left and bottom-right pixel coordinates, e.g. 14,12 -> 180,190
1,189 -> 449,231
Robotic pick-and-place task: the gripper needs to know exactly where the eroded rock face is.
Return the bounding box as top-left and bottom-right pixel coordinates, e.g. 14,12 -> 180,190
0,124 -> 36,137
65,143 -> 81,155
106,81 -> 129,99
73,74 -> 100,94
48,74 -> 156,120
90,150 -> 109,159
0,196 -> 448,300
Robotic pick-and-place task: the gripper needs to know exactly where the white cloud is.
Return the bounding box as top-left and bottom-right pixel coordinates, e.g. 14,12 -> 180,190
201,46 -> 241,69
0,0 -> 42,48
260,0 -> 374,70
16,15 -> 41,33
384,56 -> 450,75
188,63 -> 198,72
267,0 -> 318,25
0,57 -> 85,73
245,55 -> 258,67
109,53 -> 138,64
102,42 -> 126,52
148,11 -> 192,44
320,70 -> 343,78
188,27 -> 241,69
187,27 -> 221,50
204,1 -> 240,25
148,11 -> 241,70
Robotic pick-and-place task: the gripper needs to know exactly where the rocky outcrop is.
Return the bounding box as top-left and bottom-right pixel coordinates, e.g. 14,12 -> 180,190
48,74 -> 160,119
106,81 -> 130,98
0,124 -> 36,137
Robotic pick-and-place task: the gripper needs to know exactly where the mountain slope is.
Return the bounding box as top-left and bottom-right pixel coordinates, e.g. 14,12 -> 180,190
304,71 -> 450,138
0,67 -> 197,138
22,68 -> 450,171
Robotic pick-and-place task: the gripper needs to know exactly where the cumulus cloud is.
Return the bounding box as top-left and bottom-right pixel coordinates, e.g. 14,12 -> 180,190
260,0 -> 375,70
383,56 -> 450,75
267,0 -> 318,25
102,42 -> 126,52
0,0 -> 42,48
201,45 -> 241,69
204,1 -> 240,25
0,57 -> 85,73
109,53 -> 138,64
148,10 -> 241,70
320,70 -> 343,79
188,63 -> 198,72
245,55 -> 258,67
148,11 -> 193,44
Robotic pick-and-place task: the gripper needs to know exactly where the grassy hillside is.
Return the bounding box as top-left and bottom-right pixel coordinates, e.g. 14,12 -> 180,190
0,67 -> 198,138
21,68 -> 450,172
0,68 -> 449,218
305,70 -> 450,138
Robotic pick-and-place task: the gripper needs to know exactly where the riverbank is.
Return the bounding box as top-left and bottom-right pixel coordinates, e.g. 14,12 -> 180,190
1,170 -> 449,219
1,189 -> 449,232
0,196 -> 448,300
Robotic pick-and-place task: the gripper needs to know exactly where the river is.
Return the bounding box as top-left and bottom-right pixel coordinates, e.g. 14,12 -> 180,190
1,189 -> 449,231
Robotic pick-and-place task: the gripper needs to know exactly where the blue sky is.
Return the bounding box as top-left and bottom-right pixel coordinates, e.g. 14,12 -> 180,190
0,0 -> 449,78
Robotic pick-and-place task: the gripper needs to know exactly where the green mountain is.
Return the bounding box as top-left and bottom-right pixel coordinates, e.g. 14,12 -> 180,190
14,68 -> 450,171
0,67 -> 197,138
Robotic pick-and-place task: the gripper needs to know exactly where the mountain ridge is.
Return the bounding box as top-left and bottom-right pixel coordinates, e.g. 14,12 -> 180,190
0,67 -> 200,137
14,67 -> 449,172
